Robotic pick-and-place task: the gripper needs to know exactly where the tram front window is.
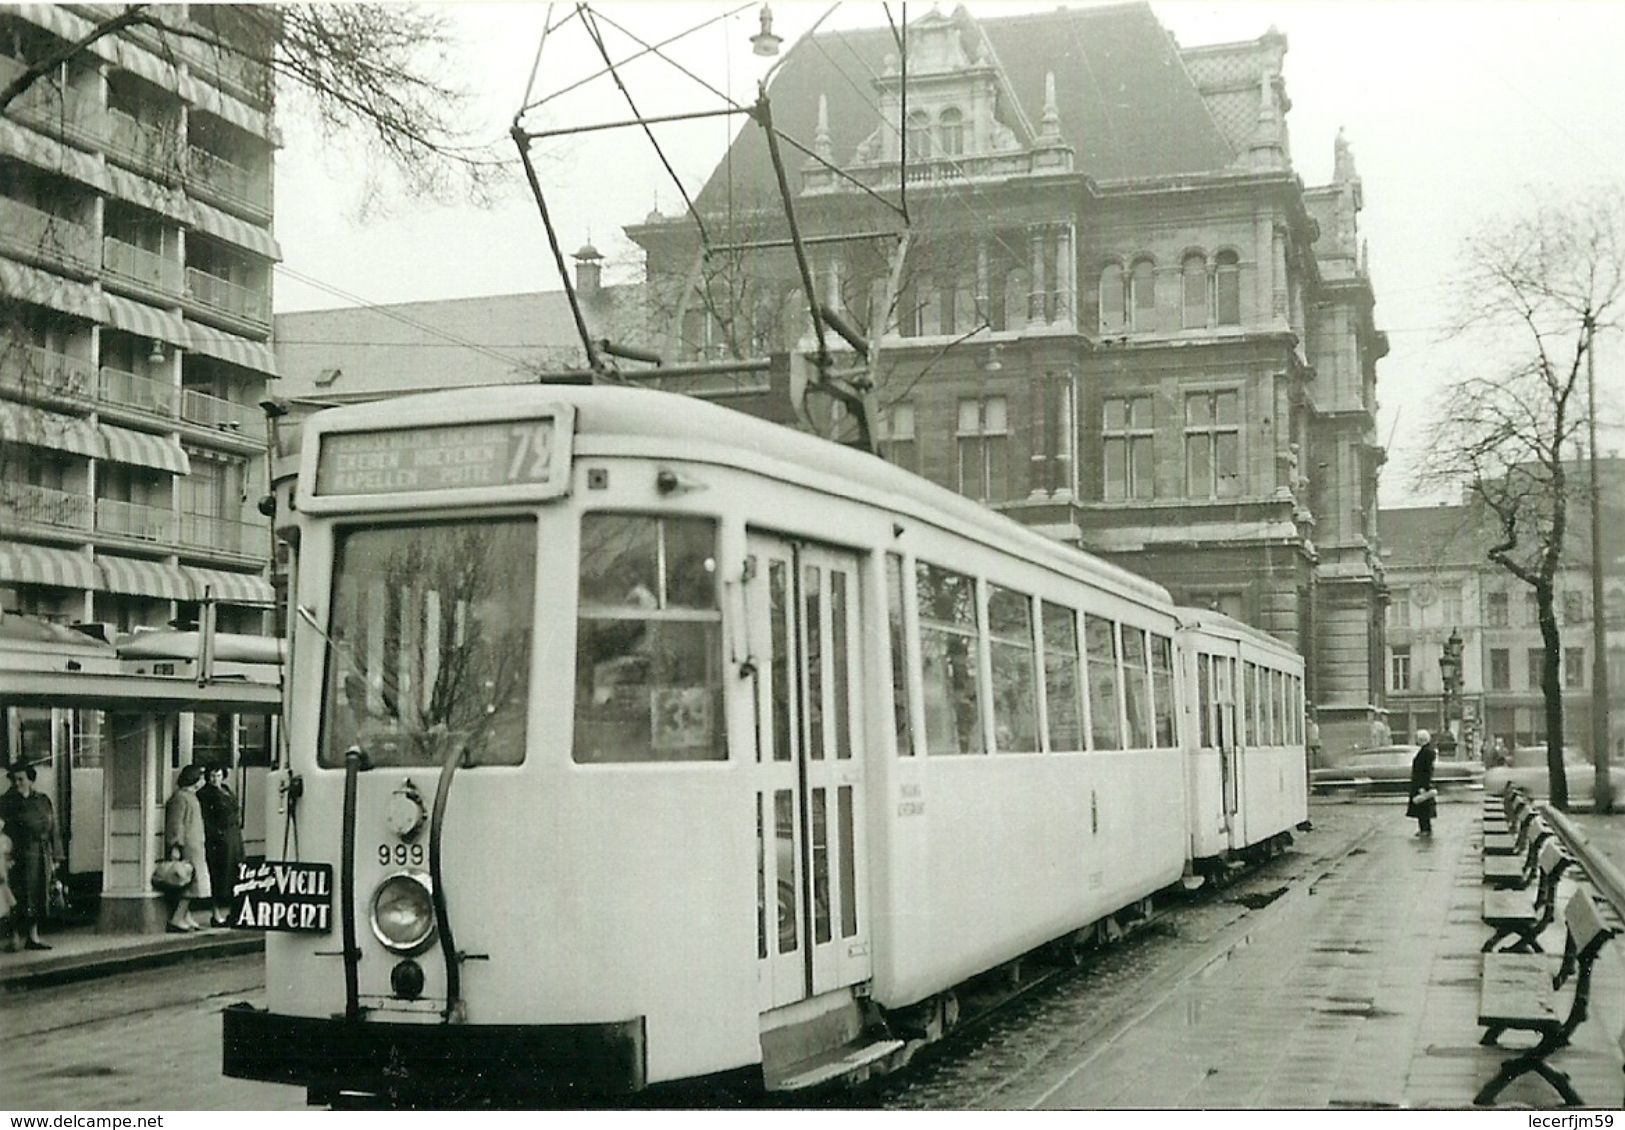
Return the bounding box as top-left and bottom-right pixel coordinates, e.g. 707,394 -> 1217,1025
573,514 -> 724,763
319,519 -> 535,768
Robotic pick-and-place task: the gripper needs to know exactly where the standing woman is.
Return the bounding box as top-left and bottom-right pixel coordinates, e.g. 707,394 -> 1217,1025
163,765 -> 212,932
198,765 -> 243,927
2,762 -> 62,951
1407,729 -> 1439,838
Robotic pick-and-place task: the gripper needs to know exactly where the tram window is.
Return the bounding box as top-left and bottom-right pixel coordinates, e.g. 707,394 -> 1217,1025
1242,662 -> 1256,746
1084,615 -> 1122,750
988,585 -> 1039,753
1041,602 -> 1085,752
238,715 -> 272,768
805,566 -> 824,759
1121,628 -> 1153,749
575,514 -> 724,763
1295,677 -> 1305,743
1197,654 -> 1212,749
885,554 -> 916,757
770,560 -> 793,764
192,713 -> 233,769
1250,664 -> 1263,747
831,570 -> 852,761
1151,634 -> 1176,748
320,518 -> 535,768
1273,670 -> 1285,746
916,562 -> 984,755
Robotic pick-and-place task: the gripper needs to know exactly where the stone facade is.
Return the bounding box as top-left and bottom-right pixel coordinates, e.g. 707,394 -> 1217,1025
627,3 -> 1389,757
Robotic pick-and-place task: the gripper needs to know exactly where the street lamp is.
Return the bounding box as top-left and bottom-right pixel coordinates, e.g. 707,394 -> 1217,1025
1439,628 -> 1464,754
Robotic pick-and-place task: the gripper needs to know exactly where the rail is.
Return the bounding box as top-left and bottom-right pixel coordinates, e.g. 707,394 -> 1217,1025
1539,803 -> 1625,921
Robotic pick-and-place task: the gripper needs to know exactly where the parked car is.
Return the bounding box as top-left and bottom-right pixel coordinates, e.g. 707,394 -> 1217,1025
1311,744 -> 1485,794
1483,745 -> 1625,809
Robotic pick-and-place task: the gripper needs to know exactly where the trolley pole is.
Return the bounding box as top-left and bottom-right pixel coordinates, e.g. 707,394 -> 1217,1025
1587,322 -> 1614,812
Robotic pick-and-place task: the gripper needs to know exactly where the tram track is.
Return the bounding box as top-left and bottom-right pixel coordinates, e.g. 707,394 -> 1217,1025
854,815 -> 1381,1108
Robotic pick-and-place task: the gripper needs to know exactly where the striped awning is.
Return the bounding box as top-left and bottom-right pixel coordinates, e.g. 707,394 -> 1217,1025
98,423 -> 192,475
103,294 -> 190,349
96,555 -> 192,601
0,257 -> 101,320
0,122 -> 109,192
0,542 -> 97,590
183,566 -> 274,605
103,164 -> 192,225
182,76 -> 269,137
0,402 -> 104,458
102,30 -> 183,91
189,199 -> 279,260
184,323 -> 278,376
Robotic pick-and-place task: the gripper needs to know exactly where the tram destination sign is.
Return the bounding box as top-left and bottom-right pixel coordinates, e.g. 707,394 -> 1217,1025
315,418 -> 558,496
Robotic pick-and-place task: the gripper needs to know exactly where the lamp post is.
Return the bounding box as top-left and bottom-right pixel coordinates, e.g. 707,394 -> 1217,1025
1439,628 -> 1464,754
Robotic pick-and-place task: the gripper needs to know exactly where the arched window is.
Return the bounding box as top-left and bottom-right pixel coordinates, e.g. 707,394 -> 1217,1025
937,108 -> 964,157
905,111 -> 930,164
1130,259 -> 1156,332
1215,251 -> 1241,326
1099,263 -> 1125,332
1182,253 -> 1208,329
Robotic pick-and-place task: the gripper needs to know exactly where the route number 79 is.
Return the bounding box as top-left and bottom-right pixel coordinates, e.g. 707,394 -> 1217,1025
506,422 -> 554,483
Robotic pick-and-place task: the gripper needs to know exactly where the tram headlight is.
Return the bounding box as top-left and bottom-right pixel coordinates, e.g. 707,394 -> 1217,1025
369,872 -> 437,955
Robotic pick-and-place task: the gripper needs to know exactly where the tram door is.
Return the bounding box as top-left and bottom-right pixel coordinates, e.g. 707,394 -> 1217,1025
745,533 -> 871,1011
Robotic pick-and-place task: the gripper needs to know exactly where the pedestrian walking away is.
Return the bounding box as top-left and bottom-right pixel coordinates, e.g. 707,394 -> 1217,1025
1,761 -> 63,951
163,765 -> 212,932
1407,729 -> 1438,837
198,764 -> 244,928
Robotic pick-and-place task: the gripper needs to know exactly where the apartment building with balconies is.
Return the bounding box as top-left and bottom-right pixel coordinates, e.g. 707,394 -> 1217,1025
1,4 -> 278,641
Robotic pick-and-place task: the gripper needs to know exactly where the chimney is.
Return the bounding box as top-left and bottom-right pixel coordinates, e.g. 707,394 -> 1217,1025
573,241 -> 603,299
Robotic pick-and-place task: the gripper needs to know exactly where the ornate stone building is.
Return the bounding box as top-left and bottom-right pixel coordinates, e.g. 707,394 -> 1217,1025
627,3 -> 1390,756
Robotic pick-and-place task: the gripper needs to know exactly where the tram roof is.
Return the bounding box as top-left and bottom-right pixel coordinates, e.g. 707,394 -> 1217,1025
313,383 -> 1174,608
1176,605 -> 1300,662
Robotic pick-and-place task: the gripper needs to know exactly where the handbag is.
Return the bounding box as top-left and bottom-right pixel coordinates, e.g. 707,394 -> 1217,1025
46,874 -> 69,920
150,859 -> 195,892
1411,788 -> 1438,806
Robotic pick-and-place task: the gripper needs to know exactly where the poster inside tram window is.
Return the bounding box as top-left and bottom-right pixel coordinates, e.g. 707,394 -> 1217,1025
231,860 -> 334,933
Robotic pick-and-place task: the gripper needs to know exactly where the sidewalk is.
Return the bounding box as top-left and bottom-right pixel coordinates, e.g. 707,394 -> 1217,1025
1030,802 -> 1625,1109
0,920 -> 261,990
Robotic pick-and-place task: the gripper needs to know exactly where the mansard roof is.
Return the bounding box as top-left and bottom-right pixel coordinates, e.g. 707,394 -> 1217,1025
693,1 -> 1238,212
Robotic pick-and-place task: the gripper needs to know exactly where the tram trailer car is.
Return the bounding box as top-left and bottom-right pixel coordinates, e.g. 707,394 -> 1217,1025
222,385 -> 1309,1101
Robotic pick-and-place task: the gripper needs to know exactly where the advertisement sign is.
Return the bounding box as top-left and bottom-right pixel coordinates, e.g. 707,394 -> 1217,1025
230,860 -> 334,933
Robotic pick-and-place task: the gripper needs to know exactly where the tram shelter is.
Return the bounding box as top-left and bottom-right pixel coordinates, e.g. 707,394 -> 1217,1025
2,614 -> 281,933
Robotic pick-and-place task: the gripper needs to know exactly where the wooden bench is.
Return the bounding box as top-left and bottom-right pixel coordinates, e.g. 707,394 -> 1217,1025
1484,804 -> 1534,856
1482,840 -> 1573,953
1485,817 -> 1552,889
1476,888 -> 1619,1106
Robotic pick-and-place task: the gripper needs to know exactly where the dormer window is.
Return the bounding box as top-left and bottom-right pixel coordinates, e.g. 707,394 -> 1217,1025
938,108 -> 964,157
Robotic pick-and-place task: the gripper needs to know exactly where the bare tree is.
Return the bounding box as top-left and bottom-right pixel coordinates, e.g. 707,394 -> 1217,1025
1,4 -> 505,210
1420,187 -> 1625,810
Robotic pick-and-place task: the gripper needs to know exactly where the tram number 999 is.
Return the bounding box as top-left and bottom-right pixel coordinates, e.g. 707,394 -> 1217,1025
378,843 -> 425,867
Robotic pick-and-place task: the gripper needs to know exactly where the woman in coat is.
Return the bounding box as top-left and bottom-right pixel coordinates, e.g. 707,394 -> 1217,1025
1406,729 -> 1439,838
163,765 -> 212,932
198,765 -> 244,928
2,762 -> 61,951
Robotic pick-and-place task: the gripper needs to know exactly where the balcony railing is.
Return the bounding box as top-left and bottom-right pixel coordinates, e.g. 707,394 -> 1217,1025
95,496 -> 176,543
179,511 -> 260,556
181,387 -> 267,443
0,480 -> 93,532
104,106 -> 181,176
186,146 -> 271,217
0,57 -> 106,149
0,197 -> 96,274
98,366 -> 179,420
1,340 -> 96,404
185,267 -> 268,326
103,237 -> 183,297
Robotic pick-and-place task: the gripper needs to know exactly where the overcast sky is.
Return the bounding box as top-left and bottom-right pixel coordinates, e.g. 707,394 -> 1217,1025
271,1 -> 1625,505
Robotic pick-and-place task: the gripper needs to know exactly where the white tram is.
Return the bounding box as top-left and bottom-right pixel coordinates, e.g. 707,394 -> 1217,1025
223,384 -> 1307,1101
